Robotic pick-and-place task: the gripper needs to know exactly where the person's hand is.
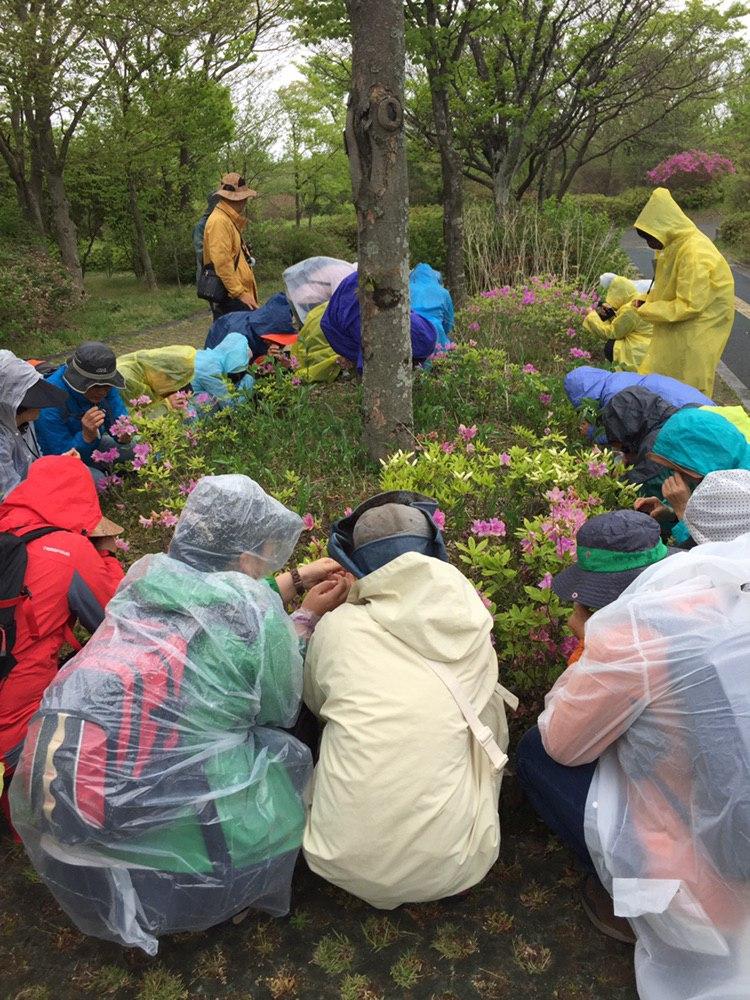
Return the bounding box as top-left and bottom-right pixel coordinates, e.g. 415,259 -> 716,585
302,576 -> 352,616
299,557 -> 345,588
662,472 -> 691,521
92,535 -> 117,553
63,448 -> 81,459
634,496 -> 670,519
81,406 -> 106,443
239,292 -> 258,309
597,304 -> 615,321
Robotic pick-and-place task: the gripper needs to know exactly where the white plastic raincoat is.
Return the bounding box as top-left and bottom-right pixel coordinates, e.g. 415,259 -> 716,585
635,188 -> 734,396
10,476 -> 312,954
303,551 -> 516,908
583,276 -> 652,371
0,351 -> 45,499
539,536 -> 750,1000
282,256 -> 356,322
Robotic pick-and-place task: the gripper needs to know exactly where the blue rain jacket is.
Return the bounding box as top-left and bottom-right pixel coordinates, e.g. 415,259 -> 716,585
652,409 -> 750,477
192,333 -> 254,404
409,264 -> 455,349
204,293 -> 295,357
564,366 -> 714,411
320,272 -> 437,370
35,365 -> 129,463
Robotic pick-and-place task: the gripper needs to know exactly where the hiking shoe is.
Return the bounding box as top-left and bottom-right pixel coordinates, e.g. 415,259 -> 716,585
581,875 -> 636,945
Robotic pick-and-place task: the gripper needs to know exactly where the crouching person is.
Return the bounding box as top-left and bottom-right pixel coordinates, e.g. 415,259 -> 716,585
302,493 -> 517,908
10,475 -> 349,954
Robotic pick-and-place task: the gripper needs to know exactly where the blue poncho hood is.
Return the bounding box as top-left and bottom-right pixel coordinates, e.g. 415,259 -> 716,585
652,409 -> 750,477
564,366 -> 714,410
320,272 -> 438,370
204,293 -> 295,357
196,333 -> 250,376
409,263 -> 455,348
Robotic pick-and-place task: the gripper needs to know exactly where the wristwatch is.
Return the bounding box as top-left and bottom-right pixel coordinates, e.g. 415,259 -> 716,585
290,566 -> 306,596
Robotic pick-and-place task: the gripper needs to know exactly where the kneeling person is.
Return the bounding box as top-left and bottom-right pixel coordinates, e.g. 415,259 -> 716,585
303,494 -> 517,908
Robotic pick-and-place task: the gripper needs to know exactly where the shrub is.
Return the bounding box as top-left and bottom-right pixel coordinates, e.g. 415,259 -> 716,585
463,199 -> 629,294
646,150 -> 735,189
570,187 -> 651,227
0,239 -> 76,345
718,210 -> 750,262
149,218 -> 200,285
408,205 -> 444,271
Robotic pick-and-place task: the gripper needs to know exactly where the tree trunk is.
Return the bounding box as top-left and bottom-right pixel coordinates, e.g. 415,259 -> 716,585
0,135 -> 46,235
179,142 -> 191,212
128,174 -> 157,291
431,85 -> 466,307
46,165 -> 84,297
346,0 -> 413,462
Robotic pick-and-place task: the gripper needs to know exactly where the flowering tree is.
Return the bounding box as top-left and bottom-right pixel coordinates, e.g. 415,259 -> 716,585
647,150 -> 736,189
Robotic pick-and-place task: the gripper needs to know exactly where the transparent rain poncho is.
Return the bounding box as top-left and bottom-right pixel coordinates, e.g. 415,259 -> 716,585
282,256 -> 356,323
0,351 -> 44,499
10,475 -> 312,955
538,534 -> 750,1000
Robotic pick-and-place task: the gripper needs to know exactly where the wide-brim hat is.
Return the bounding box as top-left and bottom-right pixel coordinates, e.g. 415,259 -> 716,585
90,515 -> 123,538
552,509 -> 676,609
214,172 -> 258,202
19,378 -> 67,410
64,342 -> 124,393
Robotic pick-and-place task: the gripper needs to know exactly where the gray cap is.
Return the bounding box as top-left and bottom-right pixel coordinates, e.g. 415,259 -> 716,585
353,503 -> 433,549
64,341 -> 124,393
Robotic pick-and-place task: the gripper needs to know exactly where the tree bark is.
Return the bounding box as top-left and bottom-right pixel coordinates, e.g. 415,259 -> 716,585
431,85 -> 466,307
128,173 -> 158,291
346,0 -> 413,462
46,165 -> 84,296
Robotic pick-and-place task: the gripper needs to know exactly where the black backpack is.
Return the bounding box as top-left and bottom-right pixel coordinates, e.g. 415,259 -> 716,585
0,527 -> 66,679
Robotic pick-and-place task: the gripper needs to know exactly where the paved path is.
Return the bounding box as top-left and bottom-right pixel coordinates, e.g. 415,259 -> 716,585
621,216 -> 750,405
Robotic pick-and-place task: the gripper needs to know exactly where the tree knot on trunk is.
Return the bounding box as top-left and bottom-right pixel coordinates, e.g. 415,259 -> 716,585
371,286 -> 402,310
376,96 -> 403,132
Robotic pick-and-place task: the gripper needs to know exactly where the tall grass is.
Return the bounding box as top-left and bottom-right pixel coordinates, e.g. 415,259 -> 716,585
463,199 -> 630,294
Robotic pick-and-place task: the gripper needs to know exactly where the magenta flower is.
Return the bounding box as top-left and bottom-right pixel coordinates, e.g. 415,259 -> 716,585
476,589 -> 493,610
114,538 -> 130,552
291,377 -> 302,387
537,572 -> 553,590
569,348 -> 592,360
179,479 -> 198,496
521,290 -> 536,306
288,355 -> 300,371
587,460 -> 608,478
471,518 -> 507,538
522,363 -> 539,374
193,392 -> 213,406
160,511 -> 178,528
109,415 -> 137,440
344,507 -> 353,517
91,447 -> 119,464
560,635 -> 580,658
129,394 -> 152,408
539,393 -> 552,406
499,452 -> 511,466
467,321 -> 481,333
138,514 -> 154,528
440,441 -> 455,454
302,513 -> 315,531
566,327 -> 577,338
466,443 -> 476,455
458,423 -> 478,442
433,509 -> 446,530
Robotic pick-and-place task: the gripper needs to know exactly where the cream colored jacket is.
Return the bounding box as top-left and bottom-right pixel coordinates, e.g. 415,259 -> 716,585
303,552 -> 515,909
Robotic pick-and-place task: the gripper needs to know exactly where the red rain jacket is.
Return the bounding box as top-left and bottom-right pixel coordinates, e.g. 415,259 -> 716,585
0,456 -> 124,770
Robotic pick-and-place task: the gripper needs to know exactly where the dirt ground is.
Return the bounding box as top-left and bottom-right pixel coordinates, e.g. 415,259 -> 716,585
0,773 -> 637,1000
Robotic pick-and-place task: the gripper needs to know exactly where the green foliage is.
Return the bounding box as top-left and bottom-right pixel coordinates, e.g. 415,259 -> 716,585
389,949 -> 425,989
570,187 -> 651,227
718,210 -> 750,262
408,206 -> 445,271
312,932 -> 355,974
136,966 -> 188,1000
0,240 -> 76,345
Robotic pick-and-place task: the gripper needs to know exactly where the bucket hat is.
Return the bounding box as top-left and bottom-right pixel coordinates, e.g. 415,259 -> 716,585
90,515 -> 124,538
18,378 -> 67,411
214,172 -> 258,202
64,342 -> 124,393
552,509 -> 673,609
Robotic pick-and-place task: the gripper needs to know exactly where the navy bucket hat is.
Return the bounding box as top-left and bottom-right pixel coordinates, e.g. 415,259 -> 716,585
328,491 -> 449,578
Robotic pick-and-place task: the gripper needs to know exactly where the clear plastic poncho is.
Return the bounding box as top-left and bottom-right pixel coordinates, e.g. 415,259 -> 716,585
538,534 -> 750,1000
10,475 -> 312,955
282,256 -> 356,323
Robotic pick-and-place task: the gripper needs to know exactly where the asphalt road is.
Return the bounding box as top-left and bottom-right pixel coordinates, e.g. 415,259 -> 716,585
621,222 -> 750,401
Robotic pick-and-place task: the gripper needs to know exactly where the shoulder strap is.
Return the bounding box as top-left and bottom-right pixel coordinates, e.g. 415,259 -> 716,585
18,526 -> 69,545
423,658 -> 510,773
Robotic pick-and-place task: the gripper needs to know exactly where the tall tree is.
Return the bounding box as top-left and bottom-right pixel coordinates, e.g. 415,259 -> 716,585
346,0 -> 413,462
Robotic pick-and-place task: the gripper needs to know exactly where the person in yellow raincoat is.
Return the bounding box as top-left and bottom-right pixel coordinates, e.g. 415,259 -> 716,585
290,302 -> 341,384
633,188 -> 734,397
583,275 -> 652,371
117,346 -> 197,414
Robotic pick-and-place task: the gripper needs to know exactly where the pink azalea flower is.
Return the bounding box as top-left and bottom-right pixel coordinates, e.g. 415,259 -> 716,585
458,423 -> 478,442
291,376 -> 302,386
539,393 -> 552,406
288,355 -> 300,370
129,394 -> 152,407
468,339 -> 478,347
587,460 -> 608,478
476,589 -> 494,610
569,347 -> 592,359
440,441 -> 455,454
433,509 -> 446,530
344,507 -> 353,517
499,452 -> 511,466
114,538 -> 130,552
109,415 -> 138,440
133,442 -> 151,461
466,443 -> 476,455
193,392 -> 213,406
471,518 -> 507,538
91,447 -> 119,464
521,289 -> 536,306
138,515 -> 154,528
522,363 -> 539,374
160,511 -> 178,528
566,327 -> 577,338
179,479 -> 198,496
538,572 -> 553,590
559,635 -> 580,658
467,321 -> 481,333
302,513 -> 315,531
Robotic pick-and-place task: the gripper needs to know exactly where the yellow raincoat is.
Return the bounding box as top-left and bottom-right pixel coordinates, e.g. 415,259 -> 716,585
117,346 -> 197,413
702,405 -> 750,443
203,201 -> 259,307
634,188 -> 734,396
290,302 -> 340,384
583,275 -> 652,371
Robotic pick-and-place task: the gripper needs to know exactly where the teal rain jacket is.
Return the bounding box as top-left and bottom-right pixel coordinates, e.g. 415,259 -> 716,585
652,408 -> 750,478
409,264 -> 455,349
192,333 -> 255,405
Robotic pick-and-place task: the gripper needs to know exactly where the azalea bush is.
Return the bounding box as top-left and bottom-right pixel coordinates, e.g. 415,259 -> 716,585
646,149 -> 736,189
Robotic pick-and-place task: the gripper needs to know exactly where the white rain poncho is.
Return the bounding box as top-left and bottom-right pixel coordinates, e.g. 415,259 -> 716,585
10,475 -> 312,955
600,271 -> 653,296
283,256 -> 356,322
0,351 -> 44,499
685,470 -> 750,545
538,535 -> 750,1000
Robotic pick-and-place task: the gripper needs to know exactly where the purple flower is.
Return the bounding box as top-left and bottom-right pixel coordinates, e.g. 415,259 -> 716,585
160,511 -> 178,528
440,441 -> 455,454
499,452 -> 511,466
471,518 -> 507,538
129,394 -> 152,408
138,515 -> 154,528
476,589 -> 493,610
433,509 -> 446,530
569,348 -> 592,360
537,572 -> 553,590
114,538 -> 130,552
291,377 -> 302,387
521,289 -> 536,306
559,635 -> 580,659
91,447 -> 119,464
133,442 -> 151,461
109,415 -> 137,440
566,327 -> 577,338
458,423 -> 478,442
288,355 -> 300,370
179,479 -> 198,496
467,321 -> 481,333
539,393 -> 552,406
522,363 -> 539,374
344,506 -> 353,517
466,443 -> 476,455
587,460 -> 608,478
302,513 -> 315,531
193,392 -> 213,406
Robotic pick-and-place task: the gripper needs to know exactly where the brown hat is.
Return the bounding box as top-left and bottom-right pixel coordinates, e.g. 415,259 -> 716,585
214,172 -> 258,202
90,514 -> 124,538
